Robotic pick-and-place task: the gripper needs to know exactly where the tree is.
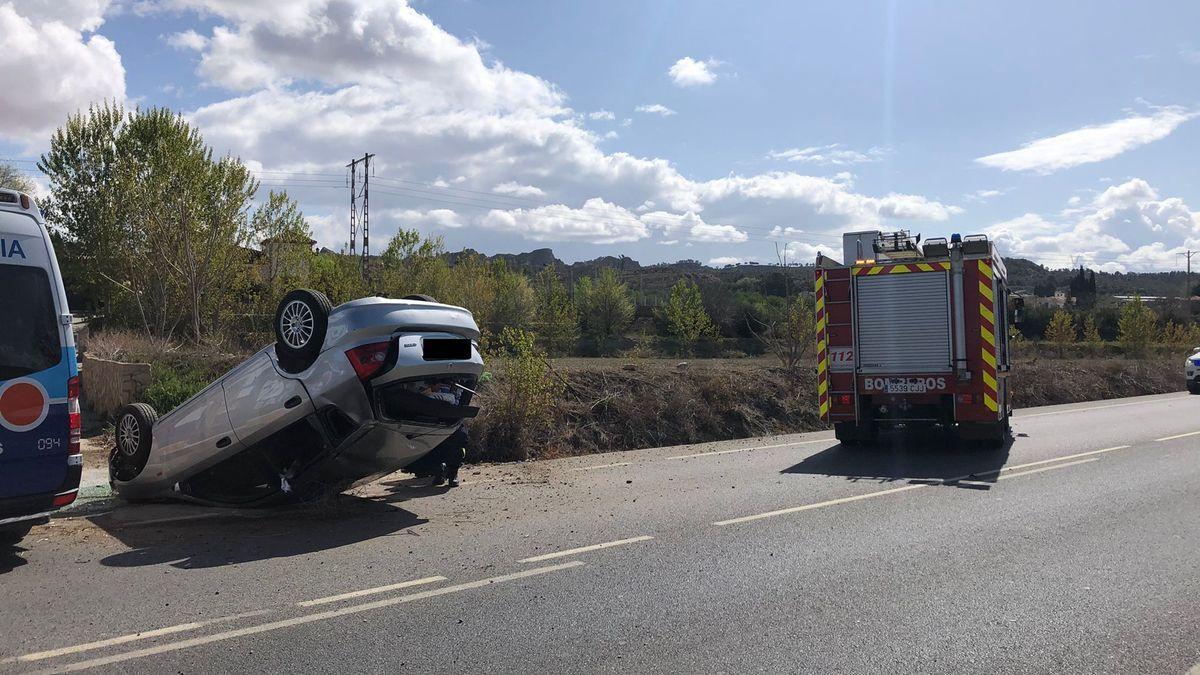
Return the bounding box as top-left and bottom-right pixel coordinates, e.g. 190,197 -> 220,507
1117,295 -> 1158,356
251,190 -> 313,286
1081,314 -> 1102,343
532,266 -> 578,356
380,228 -> 452,300
40,104 -> 258,341
486,261 -> 535,338
576,267 -> 634,354
758,295 -> 814,370
119,108 -> 258,341
39,103 -> 129,318
1044,309 -> 1076,356
0,162 -> 35,193
663,278 -> 715,355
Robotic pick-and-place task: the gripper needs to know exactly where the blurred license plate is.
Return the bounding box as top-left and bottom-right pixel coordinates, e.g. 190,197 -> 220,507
884,378 -> 927,393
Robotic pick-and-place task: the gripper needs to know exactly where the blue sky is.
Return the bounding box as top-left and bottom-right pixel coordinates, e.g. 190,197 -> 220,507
2,0 -> 1198,271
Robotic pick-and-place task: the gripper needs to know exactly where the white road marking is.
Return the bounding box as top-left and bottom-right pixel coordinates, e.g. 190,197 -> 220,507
570,462 -> 632,471
667,438 -> 831,460
518,535 -> 654,563
296,575 -> 447,607
14,610 -> 272,663
962,445 -> 1131,480
39,562 -> 585,674
1018,395 -> 1187,419
716,445 -> 1135,526
956,458 -> 1101,486
714,483 -> 930,526
1155,430 -> 1200,442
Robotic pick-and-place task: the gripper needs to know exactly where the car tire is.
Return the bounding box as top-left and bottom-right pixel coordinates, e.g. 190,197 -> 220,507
0,523 -> 33,546
402,294 -> 438,303
112,402 -> 158,480
274,289 -> 332,373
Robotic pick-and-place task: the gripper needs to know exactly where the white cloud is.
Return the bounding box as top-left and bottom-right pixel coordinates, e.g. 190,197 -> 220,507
708,256 -> 744,266
480,197 -> 648,244
0,1 -> 125,147
492,181 -> 544,198
620,118 -> 632,127
963,188 -> 1005,203
975,107 -> 1198,174
1180,48 -> 1200,65
768,144 -> 887,166
984,178 -> 1200,272
603,130 -> 618,140
169,0 -> 959,253
588,109 -> 615,121
668,56 -> 719,87
166,29 -> 207,50
635,103 -> 676,117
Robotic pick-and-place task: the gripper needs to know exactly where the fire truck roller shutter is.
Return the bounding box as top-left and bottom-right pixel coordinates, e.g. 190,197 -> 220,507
856,272 -> 953,374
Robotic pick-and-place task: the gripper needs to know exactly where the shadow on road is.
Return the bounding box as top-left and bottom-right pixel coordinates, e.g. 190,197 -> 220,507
783,430 -> 1013,489
91,493 -> 427,569
1,544 -> 30,574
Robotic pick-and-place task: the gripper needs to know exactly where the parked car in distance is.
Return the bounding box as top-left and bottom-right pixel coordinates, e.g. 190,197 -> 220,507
109,290 -> 483,506
1187,347 -> 1199,394
0,189 -> 82,546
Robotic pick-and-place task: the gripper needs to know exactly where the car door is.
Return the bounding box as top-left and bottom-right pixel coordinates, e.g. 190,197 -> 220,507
221,350 -> 315,448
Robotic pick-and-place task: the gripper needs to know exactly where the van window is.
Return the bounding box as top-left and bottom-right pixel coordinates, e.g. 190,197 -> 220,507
0,265 -> 61,379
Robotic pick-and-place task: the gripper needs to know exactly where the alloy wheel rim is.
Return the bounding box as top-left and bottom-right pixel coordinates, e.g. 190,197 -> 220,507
280,300 -> 315,349
118,414 -> 140,457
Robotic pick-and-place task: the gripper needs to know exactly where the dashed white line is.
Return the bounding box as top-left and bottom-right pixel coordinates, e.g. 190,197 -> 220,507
38,562 -> 585,674
716,444 -> 1136,526
1018,395 -> 1187,419
1155,430 -> 1200,442
296,575 -> 447,607
13,609 -> 272,663
957,457 -> 1101,486
518,535 -> 654,563
714,483 -> 930,526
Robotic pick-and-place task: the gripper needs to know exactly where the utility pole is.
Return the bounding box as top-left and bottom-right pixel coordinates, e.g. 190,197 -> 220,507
347,153 -> 375,287
1181,249 -> 1197,316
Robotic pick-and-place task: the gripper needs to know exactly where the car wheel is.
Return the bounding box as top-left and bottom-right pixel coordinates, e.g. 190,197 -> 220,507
274,289 -> 332,373
402,294 -> 438,303
112,402 -> 158,480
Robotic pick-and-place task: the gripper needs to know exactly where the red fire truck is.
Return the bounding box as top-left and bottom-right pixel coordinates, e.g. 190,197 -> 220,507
815,231 -> 1014,446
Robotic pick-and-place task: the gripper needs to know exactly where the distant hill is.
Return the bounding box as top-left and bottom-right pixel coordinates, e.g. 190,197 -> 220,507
441,247 -> 1195,301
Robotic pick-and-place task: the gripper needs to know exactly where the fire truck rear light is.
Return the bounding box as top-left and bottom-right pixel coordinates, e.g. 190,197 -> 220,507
956,393 -> 981,404
837,394 -> 853,406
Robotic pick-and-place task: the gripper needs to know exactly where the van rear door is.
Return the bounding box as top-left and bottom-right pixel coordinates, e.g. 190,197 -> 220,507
0,212 -> 68,499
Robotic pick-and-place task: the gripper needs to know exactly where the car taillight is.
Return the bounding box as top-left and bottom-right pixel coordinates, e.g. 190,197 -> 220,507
67,375 -> 81,455
345,342 -> 390,380
52,490 -> 78,507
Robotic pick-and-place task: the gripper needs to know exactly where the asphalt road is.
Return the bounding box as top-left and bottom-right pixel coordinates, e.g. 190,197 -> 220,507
2,392 -> 1198,674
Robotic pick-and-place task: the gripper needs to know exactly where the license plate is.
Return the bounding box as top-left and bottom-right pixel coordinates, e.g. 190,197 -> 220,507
883,378 -> 927,393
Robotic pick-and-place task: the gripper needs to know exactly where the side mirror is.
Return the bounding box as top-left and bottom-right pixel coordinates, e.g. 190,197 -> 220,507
1009,297 -> 1025,327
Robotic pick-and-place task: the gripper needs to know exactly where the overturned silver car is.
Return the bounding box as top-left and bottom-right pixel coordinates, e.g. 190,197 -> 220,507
109,290 -> 483,506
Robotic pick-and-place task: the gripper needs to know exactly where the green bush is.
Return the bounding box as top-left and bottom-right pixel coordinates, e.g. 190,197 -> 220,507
143,366 -> 212,413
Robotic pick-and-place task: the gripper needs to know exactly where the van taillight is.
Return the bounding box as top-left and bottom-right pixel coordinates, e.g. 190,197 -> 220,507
19,193 -> 31,210
345,342 -> 390,380
67,375 -> 81,455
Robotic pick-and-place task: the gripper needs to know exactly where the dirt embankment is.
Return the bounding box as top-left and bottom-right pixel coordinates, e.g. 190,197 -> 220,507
466,355 -> 1186,462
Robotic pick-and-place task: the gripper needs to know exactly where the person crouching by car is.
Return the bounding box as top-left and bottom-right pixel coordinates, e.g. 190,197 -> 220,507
430,426 -> 468,488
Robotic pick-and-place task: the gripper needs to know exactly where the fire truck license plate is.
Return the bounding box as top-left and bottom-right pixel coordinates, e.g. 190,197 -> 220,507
883,378 -> 927,393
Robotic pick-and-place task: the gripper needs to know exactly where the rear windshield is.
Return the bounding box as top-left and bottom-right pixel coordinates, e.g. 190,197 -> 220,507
0,265 -> 61,379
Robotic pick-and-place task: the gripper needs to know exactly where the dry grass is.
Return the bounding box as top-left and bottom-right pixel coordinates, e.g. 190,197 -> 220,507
466,355 -> 1185,463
